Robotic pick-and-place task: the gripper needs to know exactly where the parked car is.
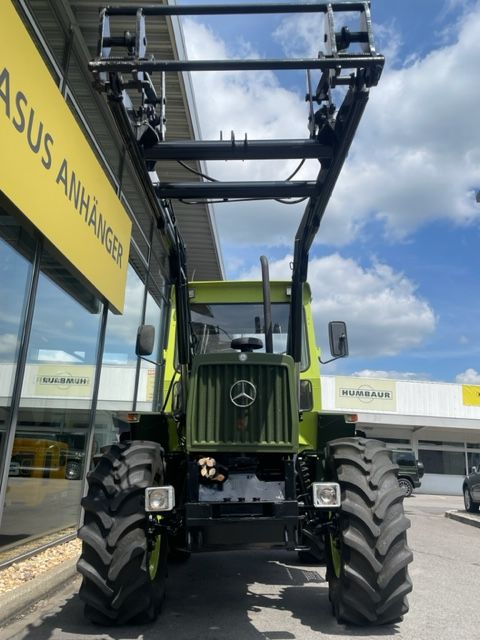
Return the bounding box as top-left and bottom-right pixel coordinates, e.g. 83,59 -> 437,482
391,449 -> 424,497
463,465 -> 480,513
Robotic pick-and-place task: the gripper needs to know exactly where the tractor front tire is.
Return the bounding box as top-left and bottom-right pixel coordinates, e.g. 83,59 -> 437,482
77,440 -> 167,625
326,437 -> 413,626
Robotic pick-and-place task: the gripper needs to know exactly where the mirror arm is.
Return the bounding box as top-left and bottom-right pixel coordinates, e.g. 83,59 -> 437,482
139,355 -> 164,367
319,355 -> 341,365
161,369 -> 178,413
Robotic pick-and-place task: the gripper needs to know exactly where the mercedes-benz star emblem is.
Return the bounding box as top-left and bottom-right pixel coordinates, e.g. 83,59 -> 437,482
229,380 -> 257,407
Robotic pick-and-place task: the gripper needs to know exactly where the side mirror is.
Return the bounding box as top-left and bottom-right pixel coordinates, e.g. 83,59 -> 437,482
471,466 -> 478,474
328,321 -> 349,358
136,325 -> 155,357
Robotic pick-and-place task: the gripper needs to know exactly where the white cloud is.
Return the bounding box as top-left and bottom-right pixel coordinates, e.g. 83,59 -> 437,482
184,20 -> 308,142
351,369 -> 429,381
37,349 -> 83,363
183,9 -> 480,249
239,253 -> 436,358
273,10 -> 403,65
0,333 -> 18,355
105,275 -> 145,346
182,19 -> 320,247
456,368 -> 480,384
314,6 -> 480,243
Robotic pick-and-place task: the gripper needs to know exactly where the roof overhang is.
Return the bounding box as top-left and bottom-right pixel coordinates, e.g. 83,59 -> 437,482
21,0 -> 224,282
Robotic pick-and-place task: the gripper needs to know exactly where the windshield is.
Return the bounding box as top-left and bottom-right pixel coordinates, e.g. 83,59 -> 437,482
190,302 -> 309,369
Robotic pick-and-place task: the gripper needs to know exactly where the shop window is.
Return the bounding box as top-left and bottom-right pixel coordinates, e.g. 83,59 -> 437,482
0,221 -> 35,381
137,291 -> 166,411
375,437 -> 411,446
418,440 -> 464,448
98,264 -> 145,412
0,208 -> 36,474
95,261 -> 169,451
0,245 -> 102,548
418,449 -> 466,476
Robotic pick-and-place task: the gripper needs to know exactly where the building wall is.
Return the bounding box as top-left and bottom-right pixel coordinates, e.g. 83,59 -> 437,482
0,2 -> 172,552
321,375 -> 480,496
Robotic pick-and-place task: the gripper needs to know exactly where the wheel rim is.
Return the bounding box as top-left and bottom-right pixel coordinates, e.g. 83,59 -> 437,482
148,516 -> 163,580
329,534 -> 342,578
464,489 -> 471,510
399,479 -> 411,496
148,534 -> 162,580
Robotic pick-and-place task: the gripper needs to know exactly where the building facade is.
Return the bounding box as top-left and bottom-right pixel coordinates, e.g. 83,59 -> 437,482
0,0 -> 222,553
321,376 -> 480,495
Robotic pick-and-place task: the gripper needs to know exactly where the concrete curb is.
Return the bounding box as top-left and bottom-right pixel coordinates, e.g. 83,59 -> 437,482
0,558 -> 78,626
445,509 -> 480,529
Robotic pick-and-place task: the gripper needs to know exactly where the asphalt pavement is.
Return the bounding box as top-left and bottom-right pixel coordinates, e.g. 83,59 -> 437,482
0,493 -> 478,640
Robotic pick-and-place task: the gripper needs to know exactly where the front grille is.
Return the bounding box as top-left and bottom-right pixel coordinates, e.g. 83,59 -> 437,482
187,354 -> 298,452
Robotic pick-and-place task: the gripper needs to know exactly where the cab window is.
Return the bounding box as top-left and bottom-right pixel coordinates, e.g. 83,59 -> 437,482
190,302 -> 309,370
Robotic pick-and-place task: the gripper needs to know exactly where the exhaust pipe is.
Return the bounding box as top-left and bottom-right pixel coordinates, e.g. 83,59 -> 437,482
260,255 -> 273,353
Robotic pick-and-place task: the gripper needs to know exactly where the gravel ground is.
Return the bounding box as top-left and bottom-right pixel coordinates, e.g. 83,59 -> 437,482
0,539 -> 81,595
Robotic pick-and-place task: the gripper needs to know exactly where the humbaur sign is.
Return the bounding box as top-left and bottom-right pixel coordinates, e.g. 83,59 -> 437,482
335,376 -> 397,412
33,364 -> 94,398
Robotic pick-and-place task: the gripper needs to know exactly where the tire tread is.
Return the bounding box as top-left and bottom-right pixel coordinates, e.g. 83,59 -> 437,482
327,437 -> 413,625
77,440 -> 166,625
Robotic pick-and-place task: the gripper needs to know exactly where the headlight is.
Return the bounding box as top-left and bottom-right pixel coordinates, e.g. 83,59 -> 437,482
145,486 -> 175,512
312,482 -> 341,508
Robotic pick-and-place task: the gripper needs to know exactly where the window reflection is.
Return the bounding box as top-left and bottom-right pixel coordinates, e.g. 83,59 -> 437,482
137,290 -> 165,411
0,211 -> 35,489
9,436 -> 68,479
0,230 -> 34,390
98,265 -> 144,408
95,265 -> 167,446
108,265 -> 145,365
1,247 -> 101,547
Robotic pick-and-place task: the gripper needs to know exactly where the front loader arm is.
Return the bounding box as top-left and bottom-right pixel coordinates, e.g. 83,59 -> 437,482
287,73 -> 374,362
88,2 -> 384,366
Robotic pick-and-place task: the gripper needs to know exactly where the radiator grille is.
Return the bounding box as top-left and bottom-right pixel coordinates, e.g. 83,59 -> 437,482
187,356 -> 298,452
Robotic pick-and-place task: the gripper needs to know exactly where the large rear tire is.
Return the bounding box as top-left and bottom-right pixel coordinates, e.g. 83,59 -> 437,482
77,440 -> 167,625
326,438 -> 413,626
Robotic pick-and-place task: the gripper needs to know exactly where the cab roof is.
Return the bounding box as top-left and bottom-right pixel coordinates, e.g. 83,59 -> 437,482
188,280 -> 312,304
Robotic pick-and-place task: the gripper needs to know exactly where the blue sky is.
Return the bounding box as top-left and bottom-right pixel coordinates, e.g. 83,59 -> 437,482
176,0 -> 480,384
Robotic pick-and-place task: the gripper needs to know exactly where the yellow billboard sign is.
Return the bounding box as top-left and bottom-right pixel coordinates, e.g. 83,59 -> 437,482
0,2 -> 131,313
335,376 -> 397,412
462,385 -> 480,407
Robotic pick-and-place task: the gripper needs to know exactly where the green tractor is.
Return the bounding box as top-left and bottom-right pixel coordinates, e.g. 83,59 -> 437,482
77,1 -> 413,626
